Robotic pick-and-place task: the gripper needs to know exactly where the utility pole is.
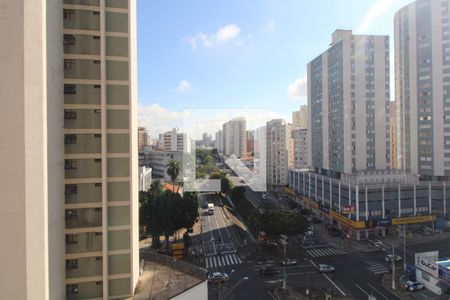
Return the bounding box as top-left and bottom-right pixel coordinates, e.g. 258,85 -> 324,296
391,240 -> 396,290
403,224 -> 406,271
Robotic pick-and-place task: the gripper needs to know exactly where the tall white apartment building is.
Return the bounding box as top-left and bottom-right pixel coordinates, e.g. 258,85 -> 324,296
395,0 -> 450,178
293,128 -> 309,169
160,128 -> 189,153
308,29 -> 390,175
292,105 -> 308,129
215,130 -> 224,153
0,0 -> 139,299
223,117 -> 246,158
266,119 -> 294,186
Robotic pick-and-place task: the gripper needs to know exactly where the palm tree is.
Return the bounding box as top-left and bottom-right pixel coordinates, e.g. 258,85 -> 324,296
166,159 -> 181,193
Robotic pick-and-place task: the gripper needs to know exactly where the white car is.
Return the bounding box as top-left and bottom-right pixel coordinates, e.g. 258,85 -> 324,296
318,264 -> 335,273
404,281 -> 424,292
280,258 -> 298,266
372,239 -> 383,247
208,272 -> 229,282
385,254 -> 402,263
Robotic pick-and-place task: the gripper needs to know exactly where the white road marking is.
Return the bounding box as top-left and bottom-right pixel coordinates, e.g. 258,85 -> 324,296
236,255 -> 241,263
322,273 -> 346,296
354,283 -> 370,296
366,282 -> 390,300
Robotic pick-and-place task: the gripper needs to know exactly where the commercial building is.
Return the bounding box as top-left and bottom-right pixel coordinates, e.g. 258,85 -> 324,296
1,0 -> 139,299
413,251 -> 450,295
138,126 -> 150,151
139,166 -> 152,192
292,105 -> 308,130
223,117 -> 246,158
395,0 -> 450,178
266,119 -> 294,186
289,168 -> 449,240
308,29 -> 390,174
160,128 -> 189,153
293,128 -> 309,169
390,101 -> 398,169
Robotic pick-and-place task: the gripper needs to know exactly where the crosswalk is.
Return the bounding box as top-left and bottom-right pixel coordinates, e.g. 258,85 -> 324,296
307,247 -> 346,258
367,262 -> 389,275
205,254 -> 242,270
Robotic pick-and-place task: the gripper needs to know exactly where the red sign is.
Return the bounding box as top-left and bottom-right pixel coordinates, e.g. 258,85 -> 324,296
342,205 -> 355,214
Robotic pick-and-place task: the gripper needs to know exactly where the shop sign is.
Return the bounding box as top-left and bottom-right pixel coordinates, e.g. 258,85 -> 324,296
417,257 -> 438,277
329,210 -> 366,229
392,215 -> 436,225
341,205 -> 355,214
374,219 -> 391,227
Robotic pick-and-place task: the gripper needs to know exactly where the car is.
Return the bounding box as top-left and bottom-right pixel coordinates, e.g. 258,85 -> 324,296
385,254 -> 402,263
259,266 -> 277,277
318,264 -> 335,273
404,281 -> 424,292
280,258 -> 297,266
372,239 -> 383,247
208,272 -> 229,282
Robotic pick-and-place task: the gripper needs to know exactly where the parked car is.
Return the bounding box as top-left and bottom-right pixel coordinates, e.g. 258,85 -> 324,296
371,239 -> 383,247
280,258 -> 297,266
385,254 -> 402,263
208,272 -> 229,282
318,264 -> 335,273
259,266 -> 277,277
404,281 -> 424,292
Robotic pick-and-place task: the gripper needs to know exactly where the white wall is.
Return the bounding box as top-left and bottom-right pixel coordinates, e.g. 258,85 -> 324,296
171,281 -> 208,300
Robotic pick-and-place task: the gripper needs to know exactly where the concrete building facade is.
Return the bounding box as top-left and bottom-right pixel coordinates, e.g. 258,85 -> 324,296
214,130 -> 224,153
266,119 -> 294,186
293,128 -> 309,169
160,128 -> 189,153
308,29 -> 390,175
395,0 -> 450,178
0,0 -> 140,299
223,117 -> 246,158
138,126 -> 149,151
390,101 -> 398,169
292,105 -> 308,130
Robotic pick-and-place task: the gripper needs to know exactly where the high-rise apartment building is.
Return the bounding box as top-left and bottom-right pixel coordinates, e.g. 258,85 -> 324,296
308,30 -> 390,174
395,0 -> 450,178
138,126 -> 149,151
266,119 -> 294,186
215,130 -> 224,153
1,1 -> 139,299
292,105 -> 308,129
160,128 -> 189,153
246,130 -> 255,154
389,101 -> 398,169
293,128 -> 309,169
223,117 -> 246,158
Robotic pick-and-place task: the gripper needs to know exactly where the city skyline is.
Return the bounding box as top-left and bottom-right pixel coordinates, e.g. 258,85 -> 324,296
137,0 -> 412,137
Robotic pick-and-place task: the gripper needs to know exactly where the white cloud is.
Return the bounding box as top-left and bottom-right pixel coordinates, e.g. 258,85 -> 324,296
356,0 -> 395,33
177,80 -> 192,93
287,75 -> 307,100
138,103 -> 190,138
185,24 -> 243,50
264,20 -> 276,33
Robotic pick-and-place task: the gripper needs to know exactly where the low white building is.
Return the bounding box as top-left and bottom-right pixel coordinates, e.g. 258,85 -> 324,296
139,166 -> 152,191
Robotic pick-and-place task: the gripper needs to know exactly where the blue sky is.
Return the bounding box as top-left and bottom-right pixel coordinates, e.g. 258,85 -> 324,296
137,0 -> 413,137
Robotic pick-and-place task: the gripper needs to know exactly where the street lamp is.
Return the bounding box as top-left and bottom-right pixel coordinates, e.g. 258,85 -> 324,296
272,241 -> 288,289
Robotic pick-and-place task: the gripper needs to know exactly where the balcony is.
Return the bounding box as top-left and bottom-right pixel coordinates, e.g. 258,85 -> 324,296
65,208 -> 102,229
64,109 -> 101,129
64,84 -> 101,105
65,134 -> 101,154
64,59 -> 101,80
66,256 -> 103,279
105,12 -> 128,33
64,9 -> 100,31
65,158 -> 102,179
64,0 -> 99,5
66,281 -> 103,300
65,232 -> 102,254
65,182 -> 102,204
64,34 -> 100,55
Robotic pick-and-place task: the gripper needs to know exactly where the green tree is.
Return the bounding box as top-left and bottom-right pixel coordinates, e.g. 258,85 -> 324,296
211,172 -> 233,194
166,159 -> 181,192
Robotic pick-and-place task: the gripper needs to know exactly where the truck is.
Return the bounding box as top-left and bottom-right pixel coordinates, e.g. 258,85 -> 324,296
207,203 -> 215,215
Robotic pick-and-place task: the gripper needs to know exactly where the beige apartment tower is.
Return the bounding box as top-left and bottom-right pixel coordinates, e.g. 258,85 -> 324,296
0,0 -> 139,299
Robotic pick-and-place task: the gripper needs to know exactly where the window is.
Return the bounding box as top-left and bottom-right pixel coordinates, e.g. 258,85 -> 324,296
94,158 -> 102,163
64,59 -> 76,70
94,134 -> 101,138
63,34 -> 76,46
66,234 -> 78,245
66,284 -> 78,295
95,231 -> 102,236
65,184 -> 77,195
93,36 -> 100,40
64,84 -> 76,95
63,9 -> 75,20
94,109 -> 101,113
93,11 -> 100,15
65,160 -> 77,170
65,210 -> 78,220
95,256 -> 103,261
66,259 -> 78,270
94,84 -> 101,88
64,109 -> 77,120
96,281 -> 103,285
95,182 -> 102,187
64,134 -> 77,144
93,60 -> 101,65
